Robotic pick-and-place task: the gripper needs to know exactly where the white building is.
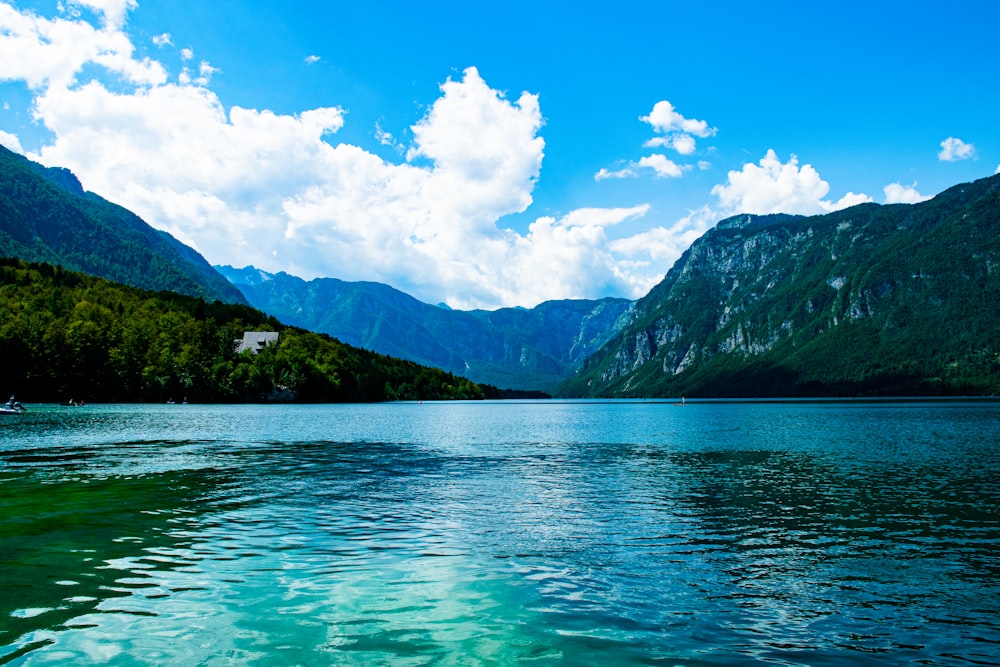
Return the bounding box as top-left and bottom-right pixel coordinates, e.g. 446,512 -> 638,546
235,331 -> 279,354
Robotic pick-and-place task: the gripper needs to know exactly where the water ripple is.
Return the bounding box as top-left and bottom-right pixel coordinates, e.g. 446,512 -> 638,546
1,402 -> 999,665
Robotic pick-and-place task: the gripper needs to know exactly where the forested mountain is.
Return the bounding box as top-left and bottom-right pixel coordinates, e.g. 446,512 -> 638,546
0,146 -> 245,304
217,265 -> 633,392
0,259 -> 489,403
561,173 -> 1000,398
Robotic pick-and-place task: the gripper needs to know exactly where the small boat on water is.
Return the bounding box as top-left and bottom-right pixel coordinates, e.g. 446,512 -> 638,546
1,396 -> 25,415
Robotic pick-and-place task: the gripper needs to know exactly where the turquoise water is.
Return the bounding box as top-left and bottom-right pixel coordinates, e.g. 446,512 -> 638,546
1,400 -> 998,665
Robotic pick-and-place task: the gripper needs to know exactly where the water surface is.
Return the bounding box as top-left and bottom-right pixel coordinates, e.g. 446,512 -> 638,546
1,401 -> 998,665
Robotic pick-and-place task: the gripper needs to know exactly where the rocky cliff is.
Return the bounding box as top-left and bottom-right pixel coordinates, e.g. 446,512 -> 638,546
560,174 -> 1000,397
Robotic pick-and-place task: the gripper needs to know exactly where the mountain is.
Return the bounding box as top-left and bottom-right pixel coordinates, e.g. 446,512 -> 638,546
560,173 -> 1000,398
0,145 -> 246,304
216,265 -> 634,392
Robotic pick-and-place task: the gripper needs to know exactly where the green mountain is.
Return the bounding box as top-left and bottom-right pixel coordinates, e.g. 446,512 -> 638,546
560,173 -> 1000,398
0,145 -> 245,304
216,266 -> 633,392
0,259 -> 489,403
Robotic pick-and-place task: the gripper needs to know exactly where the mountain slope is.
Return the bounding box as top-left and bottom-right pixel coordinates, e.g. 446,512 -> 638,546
0,258 -> 488,403
217,265 -> 633,391
560,173 -> 1000,398
0,145 -> 246,304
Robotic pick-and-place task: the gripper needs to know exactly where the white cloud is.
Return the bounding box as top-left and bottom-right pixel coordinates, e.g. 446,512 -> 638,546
7,0 -> 654,310
883,182 -> 931,204
641,100 -> 715,138
561,205 -> 649,228
305,55 -> 320,65
644,133 -> 696,155
995,164 -> 999,175
594,166 -> 636,181
637,154 -> 685,178
938,136 -> 975,162
67,0 -> 136,29
374,121 -> 395,147
0,3 -> 165,89
597,100 -> 713,181
711,150 -> 872,216
0,2 -> 890,310
0,129 -> 23,153
177,59 -> 219,86
610,205 -> 715,265
152,32 -> 171,47
639,100 -> 715,160
595,153 -> 688,181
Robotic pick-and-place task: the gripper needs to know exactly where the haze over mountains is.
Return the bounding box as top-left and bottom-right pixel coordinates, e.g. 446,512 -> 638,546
2,143 -> 998,398
216,266 -> 633,392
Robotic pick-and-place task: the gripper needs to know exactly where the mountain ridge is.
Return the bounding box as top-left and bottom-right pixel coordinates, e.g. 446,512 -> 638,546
560,173 -> 1000,397
217,265 -> 634,392
0,145 -> 246,304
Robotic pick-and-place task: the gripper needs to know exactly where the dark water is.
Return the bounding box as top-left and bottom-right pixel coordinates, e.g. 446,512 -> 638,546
0,400 -> 998,665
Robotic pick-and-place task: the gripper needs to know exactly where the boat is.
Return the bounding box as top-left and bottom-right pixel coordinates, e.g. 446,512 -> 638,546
1,396 -> 25,415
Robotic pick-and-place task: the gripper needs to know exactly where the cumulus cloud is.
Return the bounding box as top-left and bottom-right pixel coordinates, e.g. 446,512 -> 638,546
636,154 -> 685,178
596,100 -> 714,182
3,1 -> 700,307
0,129 -> 23,153
0,2 -> 165,89
938,137 -> 975,162
641,100 -> 715,138
7,2 -> 888,309
152,32 -> 171,47
883,182 -> 931,204
305,54 -> 320,65
640,100 -> 715,156
67,0 -> 136,29
645,133 -> 696,155
711,150 -> 872,216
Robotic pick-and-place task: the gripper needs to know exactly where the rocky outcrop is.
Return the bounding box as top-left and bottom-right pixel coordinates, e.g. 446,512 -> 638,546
562,173 -> 1000,398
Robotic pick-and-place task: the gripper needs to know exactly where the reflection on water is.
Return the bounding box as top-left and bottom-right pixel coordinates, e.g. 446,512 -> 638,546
1,401 -> 999,665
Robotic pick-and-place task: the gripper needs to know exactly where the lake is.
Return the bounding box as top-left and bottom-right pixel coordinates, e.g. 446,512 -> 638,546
1,400 -> 998,665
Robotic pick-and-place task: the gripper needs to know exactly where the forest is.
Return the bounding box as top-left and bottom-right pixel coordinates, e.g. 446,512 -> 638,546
0,259 -> 491,403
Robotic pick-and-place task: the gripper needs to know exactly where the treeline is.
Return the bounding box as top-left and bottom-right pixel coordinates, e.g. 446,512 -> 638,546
0,259 -> 491,403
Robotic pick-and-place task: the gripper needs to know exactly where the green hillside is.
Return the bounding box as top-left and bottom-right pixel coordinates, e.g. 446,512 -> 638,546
0,146 -> 245,304
0,259 -> 489,403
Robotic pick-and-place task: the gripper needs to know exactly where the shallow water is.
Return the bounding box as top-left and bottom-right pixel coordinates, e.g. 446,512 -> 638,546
1,400 -> 998,665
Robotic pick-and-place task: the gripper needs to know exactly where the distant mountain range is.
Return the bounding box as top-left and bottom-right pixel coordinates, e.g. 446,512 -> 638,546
560,173 -> 1000,397
216,265 -> 634,392
0,145 -> 245,304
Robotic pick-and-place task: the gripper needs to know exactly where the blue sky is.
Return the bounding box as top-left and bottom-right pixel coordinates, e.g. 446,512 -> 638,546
1,0 -> 997,308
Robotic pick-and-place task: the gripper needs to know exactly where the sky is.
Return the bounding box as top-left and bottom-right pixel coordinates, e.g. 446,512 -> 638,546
0,0 -> 997,309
